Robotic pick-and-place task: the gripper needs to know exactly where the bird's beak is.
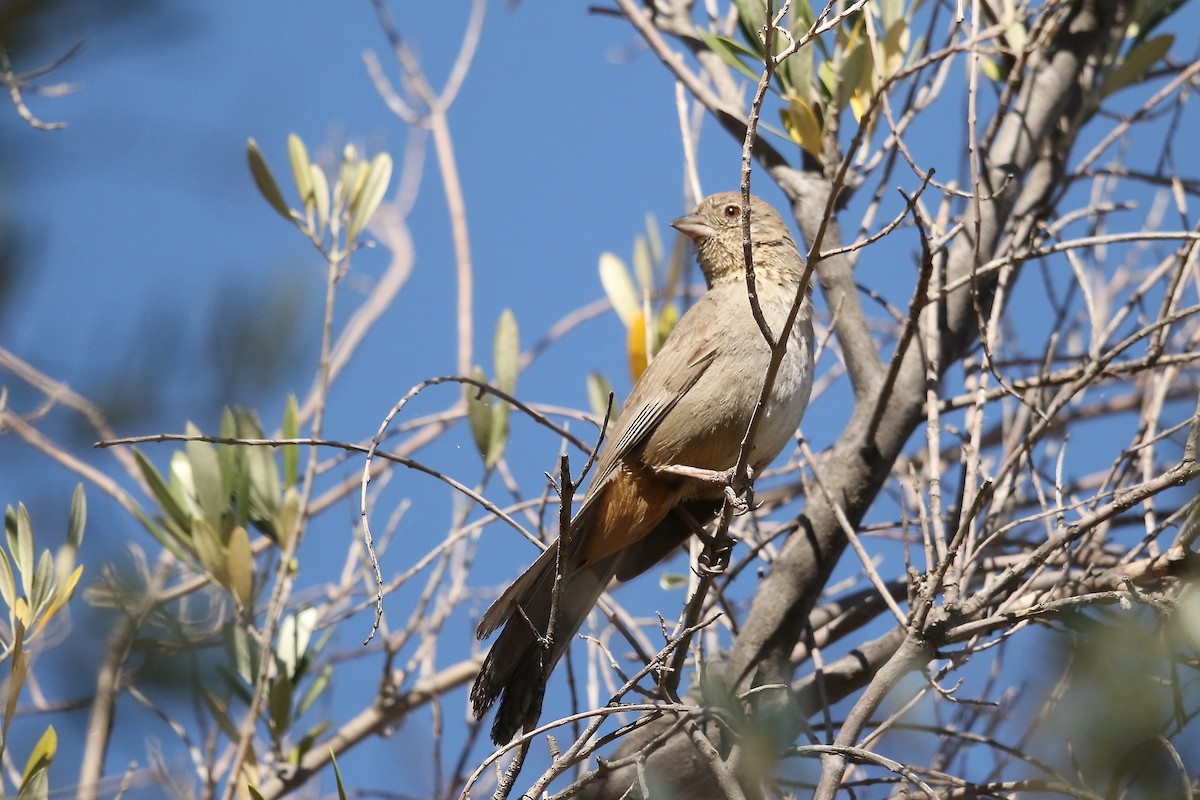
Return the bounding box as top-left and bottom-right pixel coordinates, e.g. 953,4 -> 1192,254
670,213 -> 716,241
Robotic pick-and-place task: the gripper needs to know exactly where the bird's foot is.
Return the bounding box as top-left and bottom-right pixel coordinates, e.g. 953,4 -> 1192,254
697,537 -> 737,575
654,464 -> 756,508
724,484 -> 751,515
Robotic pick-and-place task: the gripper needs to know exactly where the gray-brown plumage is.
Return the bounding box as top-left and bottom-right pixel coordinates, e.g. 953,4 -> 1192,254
471,192 -> 815,744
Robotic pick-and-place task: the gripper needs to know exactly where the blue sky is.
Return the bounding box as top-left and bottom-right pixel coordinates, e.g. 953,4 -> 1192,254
4,3 -> 815,794
4,0 -> 1199,796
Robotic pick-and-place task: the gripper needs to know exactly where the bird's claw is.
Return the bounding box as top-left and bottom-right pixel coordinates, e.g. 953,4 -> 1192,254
724,484 -> 750,515
697,534 -> 738,576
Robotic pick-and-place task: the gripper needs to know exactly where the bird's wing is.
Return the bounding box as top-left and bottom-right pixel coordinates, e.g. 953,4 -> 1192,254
579,317 -> 722,511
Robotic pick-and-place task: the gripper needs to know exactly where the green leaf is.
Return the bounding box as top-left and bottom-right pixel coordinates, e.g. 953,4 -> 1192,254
185,422 -> 224,525
29,551 -> 53,619
135,449 -> 191,533
191,517 -> 227,587
310,164 -> 330,235
586,373 -> 616,428
10,504 -> 33,599
275,487 -> 302,552
331,751 -> 348,800
632,235 -> 653,291
791,0 -> 816,38
290,721 -> 332,766
881,0 -> 905,28
1002,19 -> 1027,53
493,309 -> 520,396
201,685 -> 243,740
282,394 -> 300,489
0,548 -> 16,613
465,366 -> 493,465
1128,0 -> 1187,44
277,607 -> 318,680
598,252 -> 640,327
5,621 -> 29,754
17,767 -> 46,800
778,37 -> 815,100
335,144 -> 359,216
237,411 -> 281,527
347,152 -> 393,243
225,526 -> 253,608
487,398 -> 509,470
881,17 -> 910,77
817,59 -> 837,99
297,664 -> 332,718
287,134 -> 314,214
268,672 -> 293,736
229,623 -> 255,685
734,0 -> 768,53
659,572 -> 689,589
169,451 -> 198,518
488,310 -> 519,469
697,30 -> 763,81
218,408 -> 238,498
65,485 -> 86,558
644,213 -> 663,268
247,138 -> 293,222
1101,34 -> 1173,98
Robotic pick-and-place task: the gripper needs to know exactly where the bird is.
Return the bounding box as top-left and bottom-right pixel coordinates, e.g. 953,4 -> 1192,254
470,191 -> 815,745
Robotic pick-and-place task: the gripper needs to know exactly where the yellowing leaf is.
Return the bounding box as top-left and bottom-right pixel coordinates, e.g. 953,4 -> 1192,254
628,311 -> 648,381
849,88 -> 871,122
838,42 -> 872,120
782,96 -> 823,157
31,565 -> 82,638
980,57 -> 1004,82
21,726 -> 56,786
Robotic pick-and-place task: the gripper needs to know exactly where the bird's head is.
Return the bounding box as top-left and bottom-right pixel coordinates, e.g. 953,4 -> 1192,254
670,192 -> 800,286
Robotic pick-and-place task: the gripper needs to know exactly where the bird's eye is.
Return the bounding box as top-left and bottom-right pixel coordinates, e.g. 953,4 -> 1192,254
723,204 -> 740,218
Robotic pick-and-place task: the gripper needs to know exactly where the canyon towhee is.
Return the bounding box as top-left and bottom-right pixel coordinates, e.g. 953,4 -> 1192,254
471,192 -> 815,744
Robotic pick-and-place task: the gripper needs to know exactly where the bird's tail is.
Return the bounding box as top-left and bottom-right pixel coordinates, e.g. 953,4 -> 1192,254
471,537 -> 619,745
470,500 -> 721,744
